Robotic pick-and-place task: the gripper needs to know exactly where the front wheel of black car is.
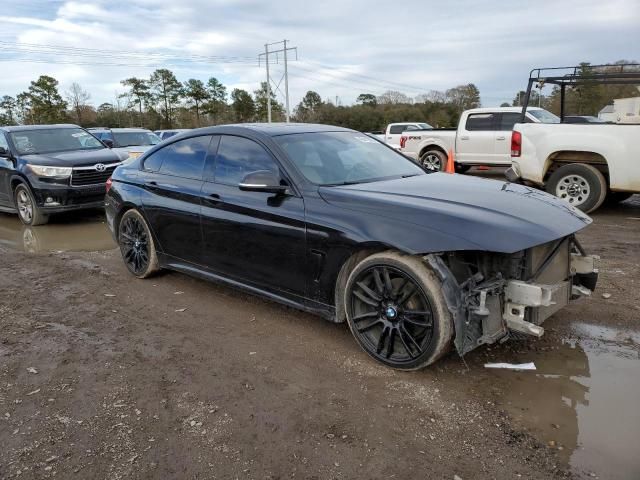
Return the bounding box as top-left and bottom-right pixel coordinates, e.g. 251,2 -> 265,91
14,184 -> 48,226
344,251 -> 453,370
118,209 -> 159,278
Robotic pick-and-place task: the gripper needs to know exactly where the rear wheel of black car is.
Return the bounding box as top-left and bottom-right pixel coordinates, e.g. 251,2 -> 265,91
118,209 -> 159,278
419,150 -> 446,172
344,251 -> 453,370
546,163 -> 607,213
14,184 -> 48,226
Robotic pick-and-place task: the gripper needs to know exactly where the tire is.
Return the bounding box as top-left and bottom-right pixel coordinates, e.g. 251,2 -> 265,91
344,251 -> 453,370
117,209 -> 160,278
14,183 -> 49,226
604,191 -> 633,205
546,164 -> 607,213
419,149 -> 446,172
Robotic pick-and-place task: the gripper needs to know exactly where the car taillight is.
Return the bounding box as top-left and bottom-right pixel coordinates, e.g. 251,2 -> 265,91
400,135 -> 407,149
511,131 -> 522,157
106,177 -> 112,193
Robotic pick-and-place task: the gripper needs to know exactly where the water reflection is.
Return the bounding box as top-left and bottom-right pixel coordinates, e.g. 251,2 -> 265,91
0,211 -> 115,253
494,333 -> 640,479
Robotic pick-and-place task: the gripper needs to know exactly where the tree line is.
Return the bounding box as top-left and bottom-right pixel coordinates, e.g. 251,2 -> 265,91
0,61 -> 636,132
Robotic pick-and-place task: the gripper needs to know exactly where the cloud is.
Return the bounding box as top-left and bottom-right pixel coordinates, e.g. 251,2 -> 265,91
0,0 -> 638,109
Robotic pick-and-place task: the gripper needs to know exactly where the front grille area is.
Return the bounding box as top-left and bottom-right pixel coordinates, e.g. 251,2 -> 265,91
71,165 -> 118,186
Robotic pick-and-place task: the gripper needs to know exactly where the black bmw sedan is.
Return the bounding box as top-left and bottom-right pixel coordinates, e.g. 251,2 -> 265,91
105,123 -> 598,370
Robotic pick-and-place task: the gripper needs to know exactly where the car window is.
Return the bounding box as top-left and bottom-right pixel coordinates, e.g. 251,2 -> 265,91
465,113 -> 495,131
275,131 -> 424,186
0,133 -> 9,151
143,135 -> 211,179
9,128 -> 104,155
113,131 -> 161,148
389,125 -> 409,134
214,136 -> 279,186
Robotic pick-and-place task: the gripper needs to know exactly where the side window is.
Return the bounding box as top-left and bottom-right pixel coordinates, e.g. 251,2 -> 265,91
215,136 -> 279,186
0,133 -> 9,151
498,113 -> 523,131
143,136 -> 211,179
389,125 -> 408,134
465,113 -> 495,131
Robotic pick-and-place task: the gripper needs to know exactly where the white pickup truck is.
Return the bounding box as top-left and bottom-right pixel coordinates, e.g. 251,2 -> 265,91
399,107 -> 558,171
370,122 -> 433,149
508,123 -> 639,212
506,64 -> 639,213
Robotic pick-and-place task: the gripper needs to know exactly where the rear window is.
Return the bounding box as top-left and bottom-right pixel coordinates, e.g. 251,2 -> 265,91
113,131 -> 161,148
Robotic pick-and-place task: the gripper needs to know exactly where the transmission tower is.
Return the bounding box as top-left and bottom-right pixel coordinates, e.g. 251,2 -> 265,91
258,40 -> 298,122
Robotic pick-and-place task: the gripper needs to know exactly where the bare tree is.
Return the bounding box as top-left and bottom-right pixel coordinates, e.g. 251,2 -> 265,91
66,82 -> 91,124
377,90 -> 411,105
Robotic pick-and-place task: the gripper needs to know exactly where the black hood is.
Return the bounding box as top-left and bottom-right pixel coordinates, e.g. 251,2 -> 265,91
319,173 -> 591,254
20,148 -> 124,167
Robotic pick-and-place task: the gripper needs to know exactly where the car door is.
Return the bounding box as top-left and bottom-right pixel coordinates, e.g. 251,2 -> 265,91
199,134 -> 307,299
0,133 -> 13,206
139,135 -> 213,265
494,112 -> 527,165
455,113 -> 498,165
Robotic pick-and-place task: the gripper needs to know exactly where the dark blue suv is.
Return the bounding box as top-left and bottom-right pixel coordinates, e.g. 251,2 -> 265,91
0,124 -> 125,225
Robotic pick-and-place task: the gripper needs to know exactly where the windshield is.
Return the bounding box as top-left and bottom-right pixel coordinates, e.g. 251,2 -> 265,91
529,109 -> 560,124
113,131 -> 161,148
9,128 -> 104,155
275,131 -> 425,186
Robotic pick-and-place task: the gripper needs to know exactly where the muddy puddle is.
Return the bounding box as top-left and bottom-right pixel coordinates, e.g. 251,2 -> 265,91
0,211 -> 115,254
489,323 -> 640,479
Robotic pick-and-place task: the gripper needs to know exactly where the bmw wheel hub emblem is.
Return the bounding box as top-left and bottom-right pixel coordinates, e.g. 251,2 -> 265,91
385,306 -> 397,319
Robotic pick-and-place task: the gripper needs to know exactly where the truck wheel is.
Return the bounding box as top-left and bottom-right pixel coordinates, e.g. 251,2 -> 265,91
546,164 -> 607,213
14,184 -> 49,226
419,150 -> 446,172
344,251 -> 453,370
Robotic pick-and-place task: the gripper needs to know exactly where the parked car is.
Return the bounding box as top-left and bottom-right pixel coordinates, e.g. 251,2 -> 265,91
0,124 -> 125,225
106,123 -> 597,370
88,128 -> 161,159
154,129 -> 190,141
369,122 -> 433,148
399,107 -> 558,171
507,65 -> 640,212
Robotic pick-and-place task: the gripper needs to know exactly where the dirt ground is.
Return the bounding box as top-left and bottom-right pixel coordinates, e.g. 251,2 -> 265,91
0,183 -> 638,480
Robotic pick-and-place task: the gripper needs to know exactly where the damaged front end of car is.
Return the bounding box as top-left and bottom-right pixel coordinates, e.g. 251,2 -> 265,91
426,235 -> 598,355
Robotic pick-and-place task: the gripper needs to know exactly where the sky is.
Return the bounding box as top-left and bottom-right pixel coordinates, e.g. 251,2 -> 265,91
0,0 -> 638,110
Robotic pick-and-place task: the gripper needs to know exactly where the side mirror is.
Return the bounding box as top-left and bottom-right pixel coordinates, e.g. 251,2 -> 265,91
0,146 -> 9,157
102,139 -> 114,148
239,170 -> 288,194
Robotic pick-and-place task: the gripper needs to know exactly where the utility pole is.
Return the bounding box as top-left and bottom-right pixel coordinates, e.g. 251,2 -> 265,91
258,40 -> 297,123
264,43 -> 271,123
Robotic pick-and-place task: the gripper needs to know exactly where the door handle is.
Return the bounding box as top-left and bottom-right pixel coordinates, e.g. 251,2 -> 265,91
496,136 -> 506,140
146,181 -> 157,187
209,193 -> 220,200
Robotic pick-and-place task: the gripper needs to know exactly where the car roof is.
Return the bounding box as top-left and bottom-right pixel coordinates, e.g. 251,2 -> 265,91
466,107 -> 544,114
0,124 -> 80,132
189,123 -> 354,137
91,128 -> 153,133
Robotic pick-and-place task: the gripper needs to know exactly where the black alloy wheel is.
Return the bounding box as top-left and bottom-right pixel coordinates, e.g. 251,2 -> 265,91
348,265 -> 435,366
118,210 -> 159,278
